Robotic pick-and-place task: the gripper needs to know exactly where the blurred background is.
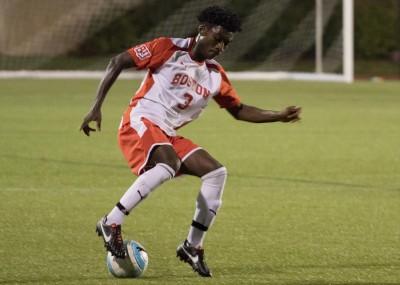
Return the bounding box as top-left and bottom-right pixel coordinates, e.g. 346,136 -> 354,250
0,0 -> 399,79
1,1 -> 400,284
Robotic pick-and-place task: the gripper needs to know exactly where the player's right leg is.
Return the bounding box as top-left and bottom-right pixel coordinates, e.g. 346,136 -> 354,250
174,144 -> 226,277
96,118 -> 180,258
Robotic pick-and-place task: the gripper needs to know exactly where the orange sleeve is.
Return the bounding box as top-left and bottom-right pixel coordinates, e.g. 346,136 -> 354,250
127,37 -> 176,71
213,67 -> 241,109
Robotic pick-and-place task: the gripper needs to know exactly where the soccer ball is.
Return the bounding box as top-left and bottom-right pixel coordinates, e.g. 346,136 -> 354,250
106,240 -> 148,278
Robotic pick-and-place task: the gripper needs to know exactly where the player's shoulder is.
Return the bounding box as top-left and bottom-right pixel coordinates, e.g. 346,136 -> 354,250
150,37 -> 193,50
169,37 -> 194,50
151,37 -> 193,49
205,59 -> 225,73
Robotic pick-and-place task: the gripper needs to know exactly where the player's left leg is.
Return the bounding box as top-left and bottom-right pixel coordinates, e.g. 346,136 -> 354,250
180,149 -> 226,248
176,147 -> 227,277
97,119 -> 177,258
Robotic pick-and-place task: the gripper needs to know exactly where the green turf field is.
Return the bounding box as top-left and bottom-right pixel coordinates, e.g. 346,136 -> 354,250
0,79 -> 399,284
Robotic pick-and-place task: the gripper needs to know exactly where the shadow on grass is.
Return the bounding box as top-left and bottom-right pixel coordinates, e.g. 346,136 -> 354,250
0,154 -> 125,170
279,280 -> 400,285
2,264 -> 399,285
217,263 -> 400,284
0,273 -> 198,284
2,154 -> 398,192
0,276 -> 109,284
230,173 -> 399,192
288,262 -> 400,270
285,262 -> 400,285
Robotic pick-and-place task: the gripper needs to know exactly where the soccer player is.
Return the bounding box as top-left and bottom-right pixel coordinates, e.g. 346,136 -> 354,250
80,6 -> 301,277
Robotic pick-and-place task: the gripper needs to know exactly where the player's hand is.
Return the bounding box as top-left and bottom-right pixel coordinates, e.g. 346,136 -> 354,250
80,109 -> 102,136
279,106 -> 301,123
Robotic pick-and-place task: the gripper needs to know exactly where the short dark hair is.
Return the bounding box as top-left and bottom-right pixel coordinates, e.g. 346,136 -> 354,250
197,6 -> 242,33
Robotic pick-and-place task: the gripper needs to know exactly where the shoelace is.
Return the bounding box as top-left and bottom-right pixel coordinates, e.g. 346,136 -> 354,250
196,248 -> 205,259
111,225 -> 123,246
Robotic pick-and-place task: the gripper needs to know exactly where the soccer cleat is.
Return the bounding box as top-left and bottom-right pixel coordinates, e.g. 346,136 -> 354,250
95,216 -> 126,258
176,240 -> 212,277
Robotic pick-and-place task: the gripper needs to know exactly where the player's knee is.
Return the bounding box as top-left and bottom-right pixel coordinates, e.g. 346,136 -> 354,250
165,157 -> 181,174
201,166 -> 227,185
150,145 -> 181,174
155,158 -> 180,177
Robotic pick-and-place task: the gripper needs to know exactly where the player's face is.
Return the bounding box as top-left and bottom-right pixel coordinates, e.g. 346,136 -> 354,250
195,25 -> 234,59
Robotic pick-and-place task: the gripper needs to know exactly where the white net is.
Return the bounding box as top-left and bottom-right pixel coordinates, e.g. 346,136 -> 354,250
0,0 -> 143,70
256,0 -> 340,71
0,0 -> 350,81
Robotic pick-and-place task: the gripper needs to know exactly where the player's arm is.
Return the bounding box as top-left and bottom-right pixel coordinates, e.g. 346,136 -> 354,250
226,103 -> 301,123
80,51 -> 135,136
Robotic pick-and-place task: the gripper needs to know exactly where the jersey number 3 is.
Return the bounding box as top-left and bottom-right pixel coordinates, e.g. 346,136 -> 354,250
178,93 -> 193,110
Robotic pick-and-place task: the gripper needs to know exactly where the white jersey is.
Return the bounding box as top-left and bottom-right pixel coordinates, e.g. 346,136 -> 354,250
121,37 -> 241,136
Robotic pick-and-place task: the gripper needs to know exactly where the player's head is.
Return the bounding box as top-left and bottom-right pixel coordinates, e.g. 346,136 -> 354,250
193,6 -> 242,60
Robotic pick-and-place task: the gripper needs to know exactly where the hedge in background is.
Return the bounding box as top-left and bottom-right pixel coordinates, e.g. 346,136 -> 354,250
73,0 -> 399,60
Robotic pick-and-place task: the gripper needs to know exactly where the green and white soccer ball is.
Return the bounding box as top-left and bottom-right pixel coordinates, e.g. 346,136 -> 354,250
106,240 -> 148,278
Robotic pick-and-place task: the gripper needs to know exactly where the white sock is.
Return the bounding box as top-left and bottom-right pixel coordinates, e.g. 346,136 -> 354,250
105,163 -> 175,225
187,167 -> 227,247
187,223 -> 207,247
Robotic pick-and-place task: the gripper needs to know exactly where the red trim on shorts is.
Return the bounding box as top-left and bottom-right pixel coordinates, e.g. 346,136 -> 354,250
120,73 -> 155,129
118,118 -> 199,176
138,142 -> 172,175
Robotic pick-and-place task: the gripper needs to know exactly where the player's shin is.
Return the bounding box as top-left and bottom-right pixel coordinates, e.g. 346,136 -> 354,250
187,167 -> 227,248
105,163 -> 175,225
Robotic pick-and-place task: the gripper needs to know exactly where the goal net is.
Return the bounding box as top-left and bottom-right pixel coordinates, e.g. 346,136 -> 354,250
0,0 -> 353,82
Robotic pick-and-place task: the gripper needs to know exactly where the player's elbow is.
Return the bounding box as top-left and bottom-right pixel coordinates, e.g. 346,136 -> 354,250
227,104 -> 243,120
230,111 -> 249,121
230,111 -> 241,120
109,52 -> 134,71
108,55 -> 124,72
